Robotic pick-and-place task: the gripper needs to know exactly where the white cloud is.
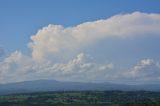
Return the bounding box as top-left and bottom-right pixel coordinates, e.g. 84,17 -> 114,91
0,47 -> 4,57
47,53 -> 114,82
125,59 -> 160,84
0,51 -> 31,83
0,52 -> 160,84
1,12 -> 160,84
0,52 -> 114,83
28,12 -> 160,62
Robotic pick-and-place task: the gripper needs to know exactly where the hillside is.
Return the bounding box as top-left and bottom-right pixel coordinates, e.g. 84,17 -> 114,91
0,91 -> 160,106
1,80 -> 160,95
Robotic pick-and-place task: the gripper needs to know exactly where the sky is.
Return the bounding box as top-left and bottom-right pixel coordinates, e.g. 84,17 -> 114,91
0,0 -> 160,84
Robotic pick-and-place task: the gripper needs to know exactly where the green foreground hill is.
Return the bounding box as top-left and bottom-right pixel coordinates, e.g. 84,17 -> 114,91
0,91 -> 160,106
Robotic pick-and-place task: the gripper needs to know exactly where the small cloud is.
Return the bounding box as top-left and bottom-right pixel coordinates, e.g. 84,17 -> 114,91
0,47 -> 4,57
125,59 -> 160,84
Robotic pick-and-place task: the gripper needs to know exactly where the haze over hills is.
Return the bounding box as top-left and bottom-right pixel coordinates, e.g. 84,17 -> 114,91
0,79 -> 160,95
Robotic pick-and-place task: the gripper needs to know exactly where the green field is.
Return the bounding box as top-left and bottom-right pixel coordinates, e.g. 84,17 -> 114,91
0,91 -> 160,106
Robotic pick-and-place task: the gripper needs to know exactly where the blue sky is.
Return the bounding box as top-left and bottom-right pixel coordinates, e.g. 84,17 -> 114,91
0,0 -> 160,55
0,0 -> 160,84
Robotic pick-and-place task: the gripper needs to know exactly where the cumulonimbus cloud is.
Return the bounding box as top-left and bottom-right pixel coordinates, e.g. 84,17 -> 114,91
0,12 -> 160,84
28,12 -> 160,62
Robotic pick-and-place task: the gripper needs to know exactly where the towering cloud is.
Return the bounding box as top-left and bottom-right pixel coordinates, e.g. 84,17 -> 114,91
28,12 -> 160,62
0,12 -> 160,84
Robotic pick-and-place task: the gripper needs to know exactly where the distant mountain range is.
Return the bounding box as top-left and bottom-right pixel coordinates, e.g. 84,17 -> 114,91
0,79 -> 160,95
